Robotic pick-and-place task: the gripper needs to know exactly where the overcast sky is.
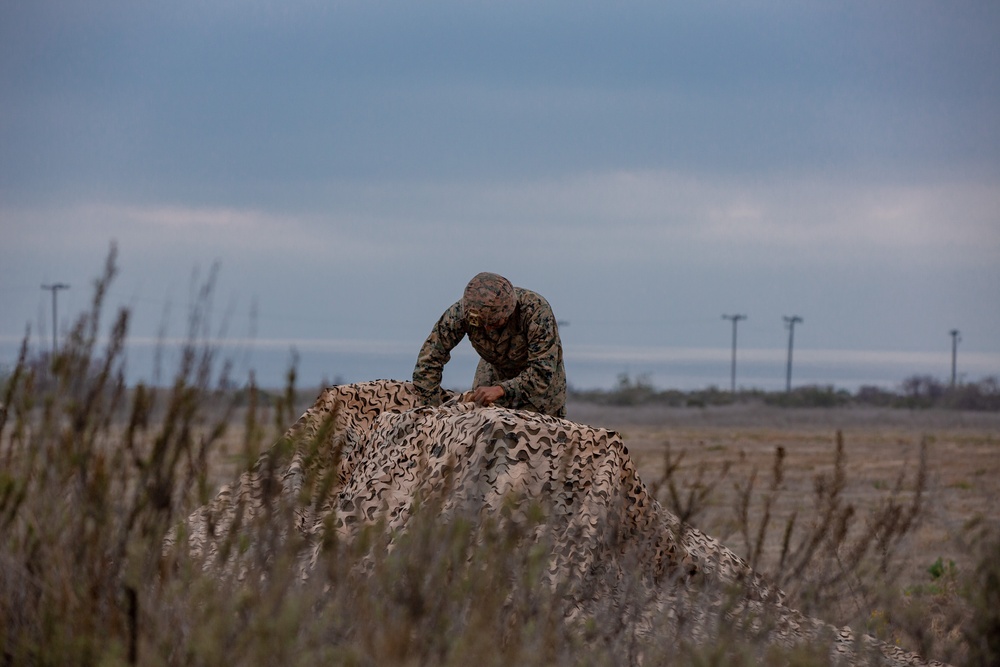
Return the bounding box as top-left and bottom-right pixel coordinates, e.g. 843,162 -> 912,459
2,1 -> 998,388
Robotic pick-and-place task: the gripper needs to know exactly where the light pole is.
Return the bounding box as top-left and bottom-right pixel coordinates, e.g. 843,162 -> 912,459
41,283 -> 70,356
722,314 -> 746,393
950,329 -> 961,387
783,315 -> 803,393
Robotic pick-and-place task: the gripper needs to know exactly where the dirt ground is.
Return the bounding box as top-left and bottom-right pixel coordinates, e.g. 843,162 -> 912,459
566,400 -> 1000,591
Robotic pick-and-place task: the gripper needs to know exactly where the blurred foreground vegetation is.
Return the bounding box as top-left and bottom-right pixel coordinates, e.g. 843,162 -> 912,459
2,251 -> 998,666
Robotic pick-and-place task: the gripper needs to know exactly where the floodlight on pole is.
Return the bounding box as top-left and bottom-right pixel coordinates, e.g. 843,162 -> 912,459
949,329 -> 961,387
41,283 -> 70,356
783,315 -> 803,393
722,314 -> 746,393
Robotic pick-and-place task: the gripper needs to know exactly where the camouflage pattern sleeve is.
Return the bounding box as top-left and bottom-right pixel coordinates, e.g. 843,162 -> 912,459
412,301 -> 467,406
495,290 -> 566,418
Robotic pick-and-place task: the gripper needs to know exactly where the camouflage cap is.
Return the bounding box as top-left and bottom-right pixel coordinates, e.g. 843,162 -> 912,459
462,272 -> 516,328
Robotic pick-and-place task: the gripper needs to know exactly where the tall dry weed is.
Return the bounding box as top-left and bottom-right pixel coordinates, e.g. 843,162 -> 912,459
2,250 -> 994,666
0,246 -> 239,665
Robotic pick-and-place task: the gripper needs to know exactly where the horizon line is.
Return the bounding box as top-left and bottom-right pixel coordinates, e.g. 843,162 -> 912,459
2,335 -> 999,369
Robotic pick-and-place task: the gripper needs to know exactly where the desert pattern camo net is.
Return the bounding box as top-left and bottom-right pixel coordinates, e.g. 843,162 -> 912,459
169,380 -> 947,667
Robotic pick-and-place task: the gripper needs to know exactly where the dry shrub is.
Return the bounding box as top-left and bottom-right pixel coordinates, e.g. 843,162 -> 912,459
2,250 -> 993,666
0,246 -> 237,665
650,428 -> 999,665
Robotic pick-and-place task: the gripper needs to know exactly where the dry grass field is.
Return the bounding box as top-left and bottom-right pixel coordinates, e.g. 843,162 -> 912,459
7,254 -> 997,665
568,400 -> 1000,659
205,395 -> 998,594
568,402 -> 1000,585
183,394 -> 999,663
4,372 -> 998,665
199,395 -> 999,592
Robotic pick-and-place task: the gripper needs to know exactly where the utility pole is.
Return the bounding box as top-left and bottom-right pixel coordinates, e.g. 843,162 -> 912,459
950,329 -> 961,387
41,283 -> 70,356
783,315 -> 803,393
722,314 -> 746,393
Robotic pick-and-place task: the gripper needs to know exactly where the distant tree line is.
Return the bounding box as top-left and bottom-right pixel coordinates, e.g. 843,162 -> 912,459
569,372 -> 1000,411
4,355 -> 998,414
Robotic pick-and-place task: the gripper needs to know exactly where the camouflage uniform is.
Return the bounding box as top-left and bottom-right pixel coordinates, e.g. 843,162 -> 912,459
413,275 -> 567,418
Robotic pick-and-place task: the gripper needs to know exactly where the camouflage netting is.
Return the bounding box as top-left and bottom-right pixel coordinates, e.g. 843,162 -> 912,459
169,380 -> 947,667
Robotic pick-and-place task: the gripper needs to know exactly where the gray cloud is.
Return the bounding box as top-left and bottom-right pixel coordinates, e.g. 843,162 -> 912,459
2,0 -> 998,387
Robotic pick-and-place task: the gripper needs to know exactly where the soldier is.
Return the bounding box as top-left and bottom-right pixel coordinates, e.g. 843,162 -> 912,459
412,272 -> 567,418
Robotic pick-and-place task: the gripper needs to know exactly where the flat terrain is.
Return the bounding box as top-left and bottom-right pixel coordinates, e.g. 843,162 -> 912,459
202,397 -> 998,621
191,397 -> 996,661
207,398 -> 999,592
567,401 -> 1000,592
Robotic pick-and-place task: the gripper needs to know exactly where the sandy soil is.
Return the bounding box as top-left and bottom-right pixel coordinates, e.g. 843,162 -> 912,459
567,400 -> 1000,590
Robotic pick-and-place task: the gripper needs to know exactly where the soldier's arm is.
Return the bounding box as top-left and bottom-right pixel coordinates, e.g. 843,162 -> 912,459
498,303 -> 560,409
412,301 -> 466,406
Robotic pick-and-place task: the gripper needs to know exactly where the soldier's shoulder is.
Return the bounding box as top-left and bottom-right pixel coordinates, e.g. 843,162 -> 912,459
514,288 -> 557,325
514,287 -> 552,309
429,300 -> 466,333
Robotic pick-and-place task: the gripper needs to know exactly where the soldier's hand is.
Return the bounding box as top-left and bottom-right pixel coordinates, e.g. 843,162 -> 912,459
472,385 -> 504,406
